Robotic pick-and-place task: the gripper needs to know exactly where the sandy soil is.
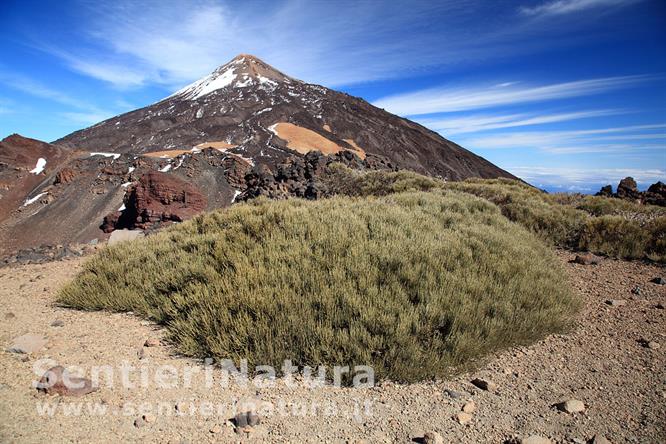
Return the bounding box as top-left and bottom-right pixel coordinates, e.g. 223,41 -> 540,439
142,144 -> 235,159
271,122 -> 365,159
0,251 -> 664,443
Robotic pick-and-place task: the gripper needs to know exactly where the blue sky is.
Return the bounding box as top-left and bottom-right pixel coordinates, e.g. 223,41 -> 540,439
1,0 -> 665,192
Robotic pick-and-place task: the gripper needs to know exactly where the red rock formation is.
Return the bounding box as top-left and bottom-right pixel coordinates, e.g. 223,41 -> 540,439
54,167 -> 76,185
124,172 -> 207,229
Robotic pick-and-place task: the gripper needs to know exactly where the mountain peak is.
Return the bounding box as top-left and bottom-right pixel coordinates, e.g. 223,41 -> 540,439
167,54 -> 294,101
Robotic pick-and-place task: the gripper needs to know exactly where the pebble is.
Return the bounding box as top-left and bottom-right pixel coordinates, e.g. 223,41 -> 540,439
521,436 -> 552,444
4,312 -> 16,319
142,413 -> 156,423
631,286 -> 642,295
591,435 -> 611,444
175,401 -> 193,414
573,253 -> 602,265
471,378 -> 497,392
7,334 -> 47,354
462,401 -> 477,413
423,431 -> 444,444
210,424 -> 222,434
455,412 -> 473,425
233,411 -> 260,428
36,366 -> 97,397
144,338 -> 161,347
558,399 -> 585,413
50,319 -> 65,327
651,277 -> 665,285
134,417 -> 145,428
605,299 -> 626,307
656,303 -> 665,310
647,341 -> 660,350
444,389 -> 463,399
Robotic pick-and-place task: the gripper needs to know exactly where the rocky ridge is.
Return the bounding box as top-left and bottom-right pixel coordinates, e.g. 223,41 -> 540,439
596,177 -> 666,207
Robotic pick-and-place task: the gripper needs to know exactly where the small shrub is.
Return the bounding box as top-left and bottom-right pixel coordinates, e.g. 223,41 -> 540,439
438,177 -> 665,262
578,216 -> 651,259
59,191 -> 578,383
323,163 -> 442,197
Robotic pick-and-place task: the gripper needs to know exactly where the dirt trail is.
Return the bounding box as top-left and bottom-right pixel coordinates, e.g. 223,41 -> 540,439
0,251 -> 664,443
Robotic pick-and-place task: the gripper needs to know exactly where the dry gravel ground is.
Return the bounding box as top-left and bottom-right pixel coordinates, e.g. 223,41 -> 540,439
0,251 -> 664,443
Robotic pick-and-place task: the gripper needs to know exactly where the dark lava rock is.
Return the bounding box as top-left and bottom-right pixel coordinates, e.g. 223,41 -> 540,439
595,184 -> 613,197
594,177 -> 666,207
232,411 -> 260,429
616,176 -> 639,199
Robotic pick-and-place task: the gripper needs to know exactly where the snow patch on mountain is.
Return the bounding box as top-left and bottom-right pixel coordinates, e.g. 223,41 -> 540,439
29,158 -> 46,174
169,66 -> 238,101
23,192 -> 47,206
90,152 -> 121,160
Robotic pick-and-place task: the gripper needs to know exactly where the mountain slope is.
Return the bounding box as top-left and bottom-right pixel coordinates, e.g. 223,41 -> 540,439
1,55 -> 517,256
56,54 -> 515,181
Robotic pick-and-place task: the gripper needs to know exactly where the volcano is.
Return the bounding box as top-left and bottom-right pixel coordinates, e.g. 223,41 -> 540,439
56,54 -> 514,180
2,55 -> 516,256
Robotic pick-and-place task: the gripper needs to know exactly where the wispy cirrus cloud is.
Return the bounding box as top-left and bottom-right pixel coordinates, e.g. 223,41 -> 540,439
24,0 -> 646,90
459,123 -> 666,154
0,71 -> 93,110
33,0 -> 496,88
506,166 -> 664,191
417,109 -> 625,135
519,0 -> 642,17
373,75 -> 652,116
0,70 -> 115,125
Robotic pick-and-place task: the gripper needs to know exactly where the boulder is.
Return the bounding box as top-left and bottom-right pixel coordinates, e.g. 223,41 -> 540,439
7,334 -> 47,354
573,253 -> 602,265
54,167 -> 76,185
423,431 -> 444,444
455,412 -> 473,424
232,411 -> 260,428
36,365 -> 98,396
108,229 -> 144,245
616,177 -> 638,199
101,211 -> 122,233
595,185 -> 613,197
471,378 -> 497,391
594,178 -> 665,207
462,401 -> 477,413
557,399 -> 585,413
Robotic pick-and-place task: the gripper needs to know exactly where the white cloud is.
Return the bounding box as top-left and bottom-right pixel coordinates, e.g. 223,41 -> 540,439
520,0 -> 641,17
373,75 -> 651,116
418,109 -> 624,134
0,72 -> 93,110
507,166 -> 664,190
29,0 -> 640,90
459,124 -> 666,154
35,0 -> 493,88
0,71 -> 116,125
60,111 -> 114,126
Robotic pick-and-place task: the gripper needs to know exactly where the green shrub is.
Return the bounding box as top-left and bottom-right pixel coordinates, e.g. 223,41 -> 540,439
573,195 -> 666,218
323,163 -> 443,197
578,216 -> 652,259
58,191 -> 578,383
443,179 -> 588,247
437,177 -> 665,262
